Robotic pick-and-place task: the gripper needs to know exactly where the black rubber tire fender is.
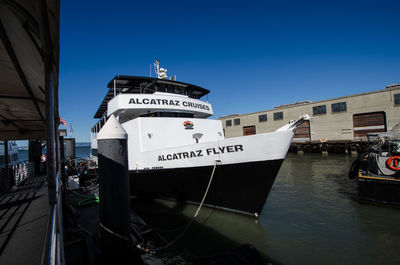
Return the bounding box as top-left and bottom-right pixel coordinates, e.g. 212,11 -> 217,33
348,160 -> 360,179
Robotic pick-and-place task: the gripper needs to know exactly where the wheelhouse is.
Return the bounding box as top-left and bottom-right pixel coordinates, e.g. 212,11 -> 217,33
90,76 -> 212,136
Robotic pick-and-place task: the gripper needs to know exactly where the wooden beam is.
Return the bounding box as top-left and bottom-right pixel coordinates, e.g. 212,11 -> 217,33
0,18 -> 45,122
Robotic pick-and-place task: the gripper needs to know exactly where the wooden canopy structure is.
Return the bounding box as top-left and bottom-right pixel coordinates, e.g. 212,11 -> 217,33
0,0 -> 59,140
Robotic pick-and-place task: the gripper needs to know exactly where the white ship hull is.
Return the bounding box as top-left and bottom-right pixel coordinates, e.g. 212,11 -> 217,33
91,75 -> 309,216
127,128 -> 295,216
127,128 -> 293,170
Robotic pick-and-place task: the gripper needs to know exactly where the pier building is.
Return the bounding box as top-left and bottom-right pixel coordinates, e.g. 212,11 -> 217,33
219,84 -> 400,152
0,1 -> 62,264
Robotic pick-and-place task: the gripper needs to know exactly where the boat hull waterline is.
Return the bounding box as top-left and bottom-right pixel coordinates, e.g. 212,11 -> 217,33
130,159 -> 284,216
127,130 -> 295,216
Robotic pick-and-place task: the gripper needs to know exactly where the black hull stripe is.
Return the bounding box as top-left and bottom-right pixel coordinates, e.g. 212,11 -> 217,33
129,159 -> 284,215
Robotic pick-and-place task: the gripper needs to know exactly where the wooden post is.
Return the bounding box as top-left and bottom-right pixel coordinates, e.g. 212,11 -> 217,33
321,143 -> 328,156
297,144 -> 304,155
350,144 -> 358,157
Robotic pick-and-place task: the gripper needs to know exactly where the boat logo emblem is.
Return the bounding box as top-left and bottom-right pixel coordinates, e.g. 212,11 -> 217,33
183,121 -> 194,130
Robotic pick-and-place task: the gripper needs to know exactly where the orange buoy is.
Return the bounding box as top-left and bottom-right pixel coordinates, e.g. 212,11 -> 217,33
386,156 -> 400,171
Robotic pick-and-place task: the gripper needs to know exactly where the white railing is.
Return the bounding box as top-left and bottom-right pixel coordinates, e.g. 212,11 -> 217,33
12,161 -> 35,185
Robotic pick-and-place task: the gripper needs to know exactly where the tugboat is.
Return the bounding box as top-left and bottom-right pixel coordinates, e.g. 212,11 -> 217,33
349,132 -> 400,204
91,60 -> 309,216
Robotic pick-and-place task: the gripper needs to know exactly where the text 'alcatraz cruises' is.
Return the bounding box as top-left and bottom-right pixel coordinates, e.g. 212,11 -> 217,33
129,97 -> 210,110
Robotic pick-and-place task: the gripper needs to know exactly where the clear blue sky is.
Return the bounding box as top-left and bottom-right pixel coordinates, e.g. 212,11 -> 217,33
59,0 -> 400,142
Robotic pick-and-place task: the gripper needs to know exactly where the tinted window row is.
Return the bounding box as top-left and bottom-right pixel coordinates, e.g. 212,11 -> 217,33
258,112 -> 283,122
226,118 -> 240,126
312,94 -> 400,114
225,112 -> 283,127
226,94 -> 400,127
313,102 -> 347,115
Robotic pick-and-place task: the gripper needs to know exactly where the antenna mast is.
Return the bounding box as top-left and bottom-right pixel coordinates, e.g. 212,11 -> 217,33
153,59 -> 168,79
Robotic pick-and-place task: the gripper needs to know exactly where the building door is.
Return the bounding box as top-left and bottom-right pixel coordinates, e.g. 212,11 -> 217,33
293,120 -> 311,142
353,112 -> 386,139
243,126 -> 256,136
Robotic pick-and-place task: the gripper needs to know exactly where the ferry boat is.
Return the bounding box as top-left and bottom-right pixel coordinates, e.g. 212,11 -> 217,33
91,61 -> 309,216
348,132 -> 400,205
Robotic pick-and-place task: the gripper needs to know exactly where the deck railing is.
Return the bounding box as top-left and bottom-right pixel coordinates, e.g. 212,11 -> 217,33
41,170 -> 65,265
0,161 -> 36,194
12,161 -> 35,185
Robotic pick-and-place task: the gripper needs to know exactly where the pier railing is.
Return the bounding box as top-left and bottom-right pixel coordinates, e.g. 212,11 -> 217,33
0,166 -> 10,194
41,171 -> 65,265
12,161 -> 35,185
0,161 -> 35,194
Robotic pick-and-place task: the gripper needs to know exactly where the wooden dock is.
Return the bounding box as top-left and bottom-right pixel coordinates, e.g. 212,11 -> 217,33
290,140 -> 370,154
0,176 -> 49,265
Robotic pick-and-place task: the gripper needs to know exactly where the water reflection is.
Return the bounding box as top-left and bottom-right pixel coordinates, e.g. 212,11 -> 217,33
132,153 -> 400,265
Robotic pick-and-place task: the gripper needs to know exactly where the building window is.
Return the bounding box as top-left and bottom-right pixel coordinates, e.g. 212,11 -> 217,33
394,94 -> 400,105
234,118 -> 240,125
273,112 -> 283,120
313,105 -> 326,115
226,120 -> 232,127
259,114 -> 267,122
331,102 -> 347,113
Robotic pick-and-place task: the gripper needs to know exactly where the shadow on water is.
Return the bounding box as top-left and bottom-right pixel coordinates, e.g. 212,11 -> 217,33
131,197 -> 280,265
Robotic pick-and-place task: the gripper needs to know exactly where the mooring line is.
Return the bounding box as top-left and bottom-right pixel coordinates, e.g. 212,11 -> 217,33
136,161 -> 219,254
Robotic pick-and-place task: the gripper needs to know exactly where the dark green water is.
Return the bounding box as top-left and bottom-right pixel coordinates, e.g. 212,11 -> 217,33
131,153 -> 400,265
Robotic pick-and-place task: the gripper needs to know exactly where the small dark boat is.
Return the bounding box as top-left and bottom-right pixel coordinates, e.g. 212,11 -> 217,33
349,132 -> 400,204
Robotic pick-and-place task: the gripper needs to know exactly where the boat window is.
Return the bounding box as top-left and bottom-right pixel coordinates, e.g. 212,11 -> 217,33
234,118 -> 240,126
167,87 -> 176,94
177,88 -> 186,95
394,94 -> 400,105
179,112 -> 194,118
331,102 -> 347,113
154,86 -> 188,96
226,120 -> 232,126
273,112 -> 283,120
259,114 -> 267,122
156,86 -> 167,93
92,115 -> 109,133
140,112 -> 194,118
313,105 -> 326,115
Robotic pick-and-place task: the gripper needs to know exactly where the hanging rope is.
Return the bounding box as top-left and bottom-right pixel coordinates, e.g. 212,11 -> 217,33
136,160 -> 220,254
97,161 -> 220,254
194,161 -> 218,218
